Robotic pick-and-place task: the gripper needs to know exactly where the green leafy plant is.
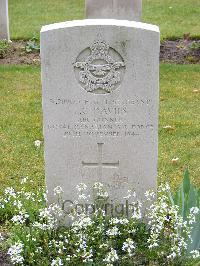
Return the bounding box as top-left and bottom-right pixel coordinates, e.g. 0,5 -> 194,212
185,55 -> 198,63
168,169 -> 200,253
25,37 -> 40,53
0,178 -> 199,265
0,40 -> 10,59
189,42 -> 200,50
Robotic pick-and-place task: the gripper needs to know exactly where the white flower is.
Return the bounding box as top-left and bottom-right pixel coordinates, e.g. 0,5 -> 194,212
11,211 -> 29,225
0,233 -> 4,241
97,191 -> 108,198
13,200 -> 23,209
93,182 -> 104,189
43,192 -> 48,202
167,252 -> 177,259
66,255 -> 71,261
109,218 -> 129,225
163,125 -> 174,130
76,183 -> 87,192
145,190 -> 156,200
39,208 -> 50,219
124,190 -> 136,199
5,187 -> 16,197
82,248 -> 93,262
34,140 -> 41,148
190,250 -> 200,259
20,177 -> 28,184
72,215 -> 93,231
131,206 -> 142,220
122,238 -> 135,256
54,186 -> 63,196
51,258 -> 63,266
0,203 -> 5,209
158,183 -> 170,192
103,248 -> 119,263
8,241 -> 24,265
49,203 -> 64,217
190,207 -> 199,215
78,193 -> 90,200
106,226 -> 120,236
171,157 -> 179,163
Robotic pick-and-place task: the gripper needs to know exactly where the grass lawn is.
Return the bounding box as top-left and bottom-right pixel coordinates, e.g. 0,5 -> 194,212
0,64 -> 200,193
9,0 -> 200,40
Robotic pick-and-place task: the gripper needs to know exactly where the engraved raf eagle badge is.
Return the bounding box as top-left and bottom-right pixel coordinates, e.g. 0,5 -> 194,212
74,39 -> 125,94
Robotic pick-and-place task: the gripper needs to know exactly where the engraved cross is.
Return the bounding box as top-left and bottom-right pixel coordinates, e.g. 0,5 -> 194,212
82,143 -> 119,180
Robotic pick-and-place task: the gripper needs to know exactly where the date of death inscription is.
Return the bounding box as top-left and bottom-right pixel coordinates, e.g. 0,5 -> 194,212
46,97 -> 155,138
47,123 -> 154,138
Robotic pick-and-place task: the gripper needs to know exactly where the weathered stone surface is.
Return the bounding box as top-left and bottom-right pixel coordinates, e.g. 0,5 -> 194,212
86,0 -> 142,21
41,19 -> 160,205
0,0 -> 10,40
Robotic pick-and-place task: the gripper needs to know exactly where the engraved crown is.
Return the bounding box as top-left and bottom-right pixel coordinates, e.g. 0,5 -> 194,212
90,40 -> 109,56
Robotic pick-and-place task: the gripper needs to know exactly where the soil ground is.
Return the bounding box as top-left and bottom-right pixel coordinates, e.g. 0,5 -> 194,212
0,39 -> 200,65
0,252 -> 10,266
160,39 -> 200,64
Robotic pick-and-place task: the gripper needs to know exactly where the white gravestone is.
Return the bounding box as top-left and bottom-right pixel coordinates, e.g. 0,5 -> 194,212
41,19 -> 160,205
86,0 -> 142,21
0,0 -> 10,40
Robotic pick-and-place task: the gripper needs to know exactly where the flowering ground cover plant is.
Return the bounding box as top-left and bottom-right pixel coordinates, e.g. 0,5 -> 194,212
0,177 -> 199,266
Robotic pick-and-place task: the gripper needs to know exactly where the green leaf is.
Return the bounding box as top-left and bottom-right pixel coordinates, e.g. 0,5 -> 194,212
180,184 -> 185,219
188,185 -> 198,210
183,168 -> 190,196
168,189 -> 175,206
187,214 -> 200,252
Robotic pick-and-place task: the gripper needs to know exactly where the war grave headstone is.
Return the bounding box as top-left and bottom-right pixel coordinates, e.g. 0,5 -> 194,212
0,0 -> 10,40
86,0 -> 142,21
41,0 -> 160,209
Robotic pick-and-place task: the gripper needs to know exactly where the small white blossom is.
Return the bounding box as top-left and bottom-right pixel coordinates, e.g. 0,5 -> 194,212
122,238 -> 135,257
103,248 -> 119,263
39,208 -> 50,219
78,193 -> 90,200
54,186 -> 63,196
8,241 -> 24,265
34,140 -> 42,148
167,252 -> 177,259
93,182 -> 104,189
51,258 -> 63,266
97,191 -> 108,198
190,250 -> 200,259
5,187 -> 16,197
20,177 -> 28,184
0,233 -> 4,241
190,207 -> 199,215
76,183 -> 87,192
145,190 -> 156,200
11,211 -> 29,225
106,226 -> 120,236
124,190 -> 136,199
172,157 -> 179,164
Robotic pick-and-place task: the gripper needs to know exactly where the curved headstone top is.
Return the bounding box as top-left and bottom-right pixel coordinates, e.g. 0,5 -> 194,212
41,19 -> 159,34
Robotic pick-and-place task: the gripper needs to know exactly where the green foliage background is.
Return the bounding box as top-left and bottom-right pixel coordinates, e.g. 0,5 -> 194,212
9,0 -> 200,40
